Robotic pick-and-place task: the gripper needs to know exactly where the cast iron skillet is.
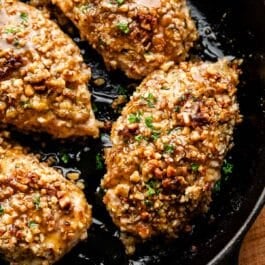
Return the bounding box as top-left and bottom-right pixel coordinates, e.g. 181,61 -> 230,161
4,0 -> 265,264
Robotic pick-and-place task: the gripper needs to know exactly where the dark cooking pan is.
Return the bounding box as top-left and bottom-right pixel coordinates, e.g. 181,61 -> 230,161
3,0 -> 265,264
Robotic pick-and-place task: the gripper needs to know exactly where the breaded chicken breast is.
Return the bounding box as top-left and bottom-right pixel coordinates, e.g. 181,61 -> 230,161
101,59 -> 242,253
52,0 -> 198,79
0,0 -> 99,138
0,131 -> 92,265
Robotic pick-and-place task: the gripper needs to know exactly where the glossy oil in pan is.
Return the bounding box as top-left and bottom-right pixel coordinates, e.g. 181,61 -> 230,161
4,0 -> 265,264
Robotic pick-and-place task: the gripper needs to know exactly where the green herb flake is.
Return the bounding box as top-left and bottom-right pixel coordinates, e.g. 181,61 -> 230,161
4,27 -> 20,34
20,12 -> 28,22
96,153 -> 104,170
115,0 -> 124,5
60,153 -> 70,164
191,163 -> 199,172
117,22 -> 130,34
145,179 -> 160,196
145,116 -> 154,129
0,205 -> 4,215
135,135 -> 143,142
213,180 -> 221,193
33,195 -> 41,210
20,100 -> 31,109
92,103 -> 98,113
28,221 -> 37,228
164,144 -> 175,154
222,160 -> 233,175
128,112 -> 141,123
142,93 -> 157,108
144,199 -> 153,207
175,106 -> 181,113
117,85 -> 127,95
146,185 -> 156,196
151,131 -> 160,141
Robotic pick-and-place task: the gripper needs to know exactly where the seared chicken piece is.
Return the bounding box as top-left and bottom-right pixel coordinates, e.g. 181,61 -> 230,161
0,0 -> 99,138
101,60 -> 242,253
0,131 -> 92,265
52,0 -> 198,79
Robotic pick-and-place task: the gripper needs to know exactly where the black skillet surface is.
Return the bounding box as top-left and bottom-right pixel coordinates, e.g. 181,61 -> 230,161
4,0 -> 265,264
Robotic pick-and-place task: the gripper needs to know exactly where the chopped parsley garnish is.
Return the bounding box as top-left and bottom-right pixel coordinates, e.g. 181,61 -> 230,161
4,27 -> 20,34
128,112 -> 141,123
145,179 -> 160,196
145,116 -> 154,129
20,100 -> 31,109
33,195 -> 41,210
222,160 -> 233,175
115,0 -> 124,5
143,93 -> 157,107
164,144 -> 175,154
214,180 -> 221,193
117,85 -> 127,95
146,184 -> 156,196
175,106 -> 181,113
95,153 -> 104,170
214,160 -> 234,193
20,12 -> 28,22
0,205 -> 4,215
28,221 -> 37,228
117,22 -> 130,34
92,103 -> 98,113
191,163 -> 199,172
151,131 -> 160,141
135,135 -> 143,142
60,153 -> 70,164
144,199 -> 153,207
115,0 -> 124,6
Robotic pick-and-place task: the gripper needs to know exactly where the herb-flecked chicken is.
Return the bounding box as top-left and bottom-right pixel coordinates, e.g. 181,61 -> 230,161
101,59 -> 242,253
0,131 -> 92,265
0,0 -> 99,138
52,0 -> 198,79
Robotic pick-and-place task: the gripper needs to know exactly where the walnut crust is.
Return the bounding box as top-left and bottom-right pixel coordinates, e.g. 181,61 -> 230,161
0,131 -> 92,265
52,0 -> 198,79
0,0 -> 100,138
101,59 -> 242,253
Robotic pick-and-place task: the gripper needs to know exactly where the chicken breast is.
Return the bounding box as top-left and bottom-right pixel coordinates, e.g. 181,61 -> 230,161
52,0 -> 198,79
0,131 -> 92,265
101,59 -> 242,253
0,0 -> 100,138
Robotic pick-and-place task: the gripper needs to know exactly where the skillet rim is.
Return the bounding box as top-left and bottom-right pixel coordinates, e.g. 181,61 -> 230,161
208,188 -> 265,265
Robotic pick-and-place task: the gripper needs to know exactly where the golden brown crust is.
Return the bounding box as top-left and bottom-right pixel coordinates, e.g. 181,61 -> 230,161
52,0 -> 198,79
0,0 -> 100,138
101,59 -> 242,253
0,131 -> 92,265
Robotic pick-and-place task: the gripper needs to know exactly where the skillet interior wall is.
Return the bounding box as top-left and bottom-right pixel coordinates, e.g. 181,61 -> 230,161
1,0 -> 264,264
